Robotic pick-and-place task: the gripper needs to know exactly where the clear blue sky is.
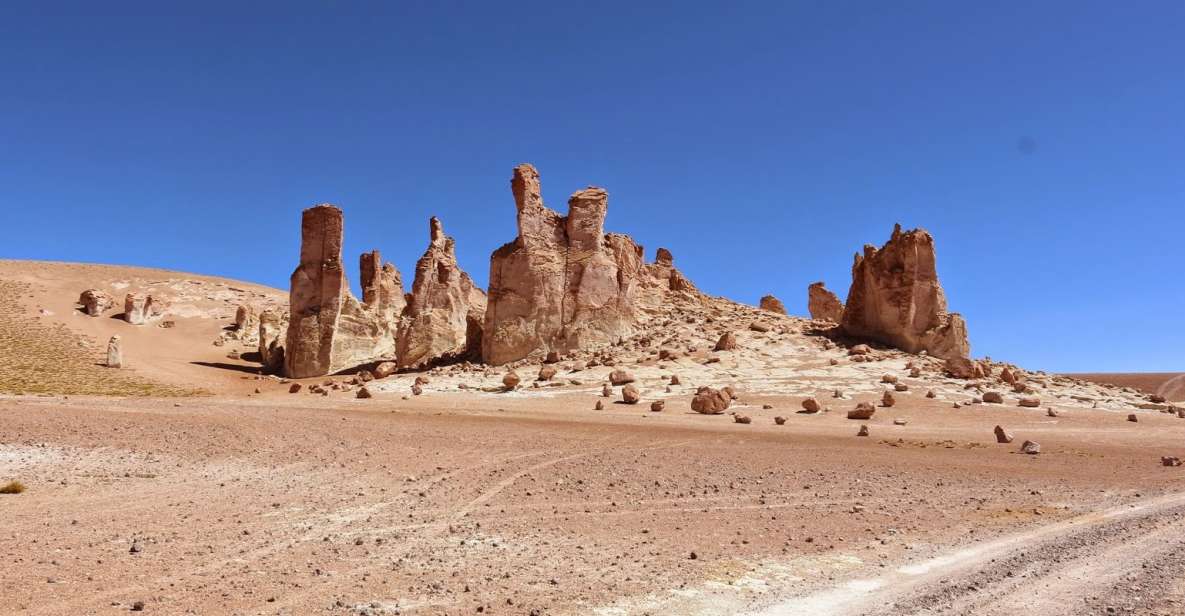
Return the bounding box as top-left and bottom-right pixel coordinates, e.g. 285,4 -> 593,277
2,2 -> 1181,372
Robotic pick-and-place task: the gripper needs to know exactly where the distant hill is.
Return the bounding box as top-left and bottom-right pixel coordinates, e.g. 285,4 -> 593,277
1066,373 -> 1185,402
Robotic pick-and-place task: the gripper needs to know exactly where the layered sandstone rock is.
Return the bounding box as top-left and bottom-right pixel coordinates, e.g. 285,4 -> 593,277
641,248 -> 698,295
123,293 -> 166,325
78,289 -> 114,316
258,309 -> 287,374
807,282 -> 844,323
396,217 -> 487,368
840,225 -> 969,359
483,164 -> 646,365
284,204 -> 396,378
759,295 -> 787,314
360,250 -> 407,324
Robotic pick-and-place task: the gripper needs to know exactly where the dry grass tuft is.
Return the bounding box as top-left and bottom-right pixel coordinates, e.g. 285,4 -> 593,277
0,280 -> 203,396
0,480 -> 26,494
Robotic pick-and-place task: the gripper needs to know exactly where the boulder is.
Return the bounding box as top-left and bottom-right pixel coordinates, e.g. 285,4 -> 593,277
734,414 -> 751,424
609,369 -> 635,386
881,391 -> 896,407
801,398 -> 821,413
1018,397 -> 1041,408
622,384 -> 640,404
106,335 -> 122,368
234,305 -> 259,340
397,217 -> 486,368
691,387 -> 731,414
857,424 -> 870,437
650,400 -> 665,412
839,224 -> 969,359
1020,440 -> 1041,455
847,402 -> 876,420
807,282 -> 844,322
714,332 -> 737,351
983,391 -> 1004,404
502,371 -> 521,390
482,164 -> 648,365
774,416 -> 787,425
78,289 -> 114,316
537,365 -> 557,381
284,204 -> 396,378
759,295 -> 787,314
994,425 -> 1013,443
372,361 -> 397,379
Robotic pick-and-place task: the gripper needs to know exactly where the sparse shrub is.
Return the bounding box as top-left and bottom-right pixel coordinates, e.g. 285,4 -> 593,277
0,480 -> 26,494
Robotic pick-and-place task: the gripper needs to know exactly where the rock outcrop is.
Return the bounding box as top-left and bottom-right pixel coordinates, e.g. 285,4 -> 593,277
360,250 -> 407,324
759,295 -> 787,314
123,293 -> 166,325
483,164 -> 647,365
284,204 -> 396,378
839,224 -> 969,359
807,282 -> 844,322
258,309 -> 287,374
397,217 -> 487,368
78,289 -> 114,316
641,248 -> 698,295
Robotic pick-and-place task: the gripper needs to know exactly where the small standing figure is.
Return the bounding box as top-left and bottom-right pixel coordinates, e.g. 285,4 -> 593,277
107,335 -> 122,368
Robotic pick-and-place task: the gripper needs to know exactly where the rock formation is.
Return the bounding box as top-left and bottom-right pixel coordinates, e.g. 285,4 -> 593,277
807,282 -> 844,322
483,164 -> 647,365
106,335 -> 122,368
78,289 -> 113,316
396,217 -> 487,368
759,295 -> 787,314
123,293 -> 166,325
284,204 -> 397,378
641,248 -> 698,295
360,250 -> 407,324
839,224 -> 969,359
258,309 -> 287,374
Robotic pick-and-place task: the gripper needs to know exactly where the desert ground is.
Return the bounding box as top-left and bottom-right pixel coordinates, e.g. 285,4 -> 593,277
3,260 -> 1184,616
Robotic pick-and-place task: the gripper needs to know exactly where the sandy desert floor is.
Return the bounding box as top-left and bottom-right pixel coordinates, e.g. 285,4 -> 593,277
2,261 -> 1183,615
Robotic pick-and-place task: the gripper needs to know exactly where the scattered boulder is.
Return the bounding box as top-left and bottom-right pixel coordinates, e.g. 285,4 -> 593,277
601,383 -> 613,397
840,224 -> 969,360
1018,397 -> 1041,408
801,398 -> 821,413
714,332 -> 737,351
609,369 -> 635,386
288,383 -> 302,394
749,322 -> 771,333
894,383 -> 909,392
759,295 -> 787,314
1019,440 -> 1041,455
1162,456 -> 1182,467
622,384 -> 640,404
733,414 -> 751,424
881,374 -> 898,384
650,400 -> 664,412
234,305 -> 259,340
983,391 -> 1004,404
847,402 -> 876,420
881,391 -> 896,407
857,424 -> 870,437
356,387 -> 373,399
1127,414 -> 1138,423
106,336 -> 122,368
994,425 -> 1013,443
1047,408 -> 1060,417
594,400 -> 604,410
893,418 -> 907,426
502,371 -> 521,390
774,416 -> 786,425
848,344 -> 871,356
537,365 -> 557,381
807,282 -> 844,322
691,387 -> 731,414
373,361 -> 397,379
78,289 -> 114,316
669,374 -> 681,386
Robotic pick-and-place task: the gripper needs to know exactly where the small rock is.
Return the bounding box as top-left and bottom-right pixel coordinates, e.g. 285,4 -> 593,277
848,402 -> 876,420
774,416 -> 786,425
881,391 -> 896,407
994,425 -> 1013,443
622,384 -> 641,404
801,398 -> 821,413
733,414 -> 751,424
1020,440 -> 1041,455
650,400 -> 665,412
356,387 -> 373,399
983,391 -> 1004,404
857,424 -> 870,437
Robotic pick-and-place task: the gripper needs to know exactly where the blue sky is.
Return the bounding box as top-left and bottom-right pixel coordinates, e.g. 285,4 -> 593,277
1,2 -> 1181,372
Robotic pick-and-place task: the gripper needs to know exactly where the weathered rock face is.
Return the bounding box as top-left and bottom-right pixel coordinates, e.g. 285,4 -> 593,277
397,217 -> 487,368
641,248 -> 698,295
759,295 -> 787,314
360,250 -> 407,324
258,309 -> 287,374
232,305 -> 259,343
807,282 -> 844,323
78,289 -> 114,316
284,204 -> 396,378
840,225 -> 969,359
123,293 -> 166,325
483,164 -> 646,365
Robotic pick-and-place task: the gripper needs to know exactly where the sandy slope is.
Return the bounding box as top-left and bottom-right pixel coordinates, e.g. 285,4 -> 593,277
1,259 -> 1184,615
1069,372 -> 1185,402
